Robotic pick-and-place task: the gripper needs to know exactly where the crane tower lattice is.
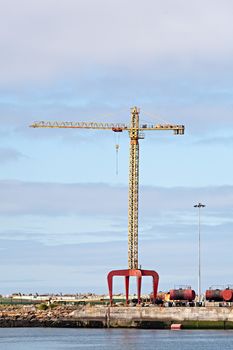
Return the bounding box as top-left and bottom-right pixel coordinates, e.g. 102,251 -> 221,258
31,106 -> 184,304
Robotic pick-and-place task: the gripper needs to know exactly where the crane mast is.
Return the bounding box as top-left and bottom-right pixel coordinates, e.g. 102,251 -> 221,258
128,107 -> 140,269
31,106 -> 184,304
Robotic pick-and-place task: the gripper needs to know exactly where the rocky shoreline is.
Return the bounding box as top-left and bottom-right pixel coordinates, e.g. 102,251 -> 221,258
0,305 -> 86,328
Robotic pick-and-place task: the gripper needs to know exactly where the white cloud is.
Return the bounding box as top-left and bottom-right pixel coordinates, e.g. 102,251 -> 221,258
0,233 -> 232,293
0,180 -> 232,216
0,0 -> 233,85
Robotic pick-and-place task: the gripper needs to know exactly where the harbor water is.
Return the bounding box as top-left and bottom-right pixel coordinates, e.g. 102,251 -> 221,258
0,328 -> 233,350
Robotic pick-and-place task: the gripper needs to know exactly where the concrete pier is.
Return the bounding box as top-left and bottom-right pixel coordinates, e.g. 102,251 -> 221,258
70,306 -> 233,329
1,305 -> 233,328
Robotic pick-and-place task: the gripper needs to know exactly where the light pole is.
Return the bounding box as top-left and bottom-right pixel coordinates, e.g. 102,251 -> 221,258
194,202 -> 205,303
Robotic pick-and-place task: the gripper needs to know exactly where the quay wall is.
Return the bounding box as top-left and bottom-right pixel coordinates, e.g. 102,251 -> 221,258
70,306 -> 233,329
1,305 -> 233,328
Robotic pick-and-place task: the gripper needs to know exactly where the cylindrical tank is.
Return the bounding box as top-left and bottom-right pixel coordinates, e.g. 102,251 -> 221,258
169,289 -> 195,301
205,289 -> 224,301
222,289 -> 233,302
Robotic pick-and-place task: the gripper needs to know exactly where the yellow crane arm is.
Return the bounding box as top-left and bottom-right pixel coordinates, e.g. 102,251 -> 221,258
30,121 -> 184,134
30,107 -> 185,271
30,121 -> 128,130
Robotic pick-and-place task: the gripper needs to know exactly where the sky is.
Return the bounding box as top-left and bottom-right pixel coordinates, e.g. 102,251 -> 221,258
0,0 -> 233,296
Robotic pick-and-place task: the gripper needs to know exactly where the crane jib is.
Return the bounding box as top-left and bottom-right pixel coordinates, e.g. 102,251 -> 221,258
30,121 -> 184,134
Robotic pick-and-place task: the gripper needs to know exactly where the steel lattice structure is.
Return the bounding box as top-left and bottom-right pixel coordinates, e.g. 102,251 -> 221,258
128,107 -> 140,269
31,106 -> 184,303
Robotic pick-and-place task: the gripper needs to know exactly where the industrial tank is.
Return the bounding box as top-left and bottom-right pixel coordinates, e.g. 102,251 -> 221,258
222,289 -> 233,302
170,289 -> 195,301
205,289 -> 224,301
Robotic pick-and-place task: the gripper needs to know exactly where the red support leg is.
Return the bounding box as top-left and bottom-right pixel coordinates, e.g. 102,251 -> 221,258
137,276 -> 142,304
125,276 -> 130,305
152,275 -> 159,304
107,272 -> 113,306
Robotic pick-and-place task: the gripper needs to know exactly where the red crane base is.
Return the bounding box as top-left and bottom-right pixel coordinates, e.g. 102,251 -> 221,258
107,269 -> 159,305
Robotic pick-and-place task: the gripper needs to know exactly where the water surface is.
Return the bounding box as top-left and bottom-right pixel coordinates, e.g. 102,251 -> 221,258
0,328 -> 233,350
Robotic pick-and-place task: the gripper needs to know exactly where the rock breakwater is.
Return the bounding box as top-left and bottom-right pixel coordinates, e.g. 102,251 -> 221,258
0,305 -> 80,328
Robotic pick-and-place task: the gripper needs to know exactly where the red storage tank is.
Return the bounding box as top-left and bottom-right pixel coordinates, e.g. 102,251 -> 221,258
222,289 -> 233,302
205,289 -> 224,301
170,289 -> 195,301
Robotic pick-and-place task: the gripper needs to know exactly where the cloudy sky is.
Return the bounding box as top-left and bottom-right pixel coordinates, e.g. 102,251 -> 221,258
0,0 -> 233,295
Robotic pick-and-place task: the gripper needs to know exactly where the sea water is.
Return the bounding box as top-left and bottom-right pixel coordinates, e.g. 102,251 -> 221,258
0,328 -> 233,350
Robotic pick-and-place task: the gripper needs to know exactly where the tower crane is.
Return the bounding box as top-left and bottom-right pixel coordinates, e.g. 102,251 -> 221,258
30,106 -> 184,304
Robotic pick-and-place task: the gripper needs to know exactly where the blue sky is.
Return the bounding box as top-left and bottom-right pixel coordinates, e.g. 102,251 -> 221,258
0,0 -> 233,295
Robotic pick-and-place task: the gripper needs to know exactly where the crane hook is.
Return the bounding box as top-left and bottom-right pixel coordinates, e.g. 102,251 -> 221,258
115,133 -> 120,176
115,143 -> 119,175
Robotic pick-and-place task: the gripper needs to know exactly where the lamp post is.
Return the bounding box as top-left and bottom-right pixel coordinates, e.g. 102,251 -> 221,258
194,202 -> 205,303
